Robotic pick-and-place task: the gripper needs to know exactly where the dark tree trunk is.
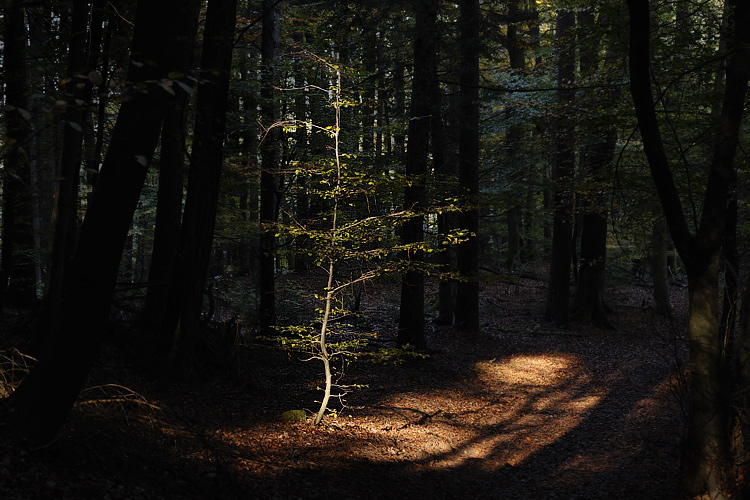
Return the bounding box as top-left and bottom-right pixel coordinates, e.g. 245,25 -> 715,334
627,0 -> 750,496
1,0 -> 37,310
142,99 -> 189,326
545,8 -> 576,328
2,0 -> 197,446
397,0 -> 438,350
258,0 -> 281,334
651,218 -> 671,317
159,0 -> 236,375
454,0 -> 480,333
37,0 -> 101,346
432,56 -> 452,326
571,9 -> 617,328
142,0 -> 201,328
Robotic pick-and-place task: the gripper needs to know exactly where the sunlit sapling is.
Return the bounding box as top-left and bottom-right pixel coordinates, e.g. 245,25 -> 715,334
266,52 -> 431,424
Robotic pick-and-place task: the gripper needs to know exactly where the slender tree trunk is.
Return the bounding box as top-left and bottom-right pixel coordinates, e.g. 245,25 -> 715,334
454,0 -> 480,333
1,0 -> 37,310
504,0 -> 527,270
397,0 -> 437,350
3,0 -> 197,446
432,56 -> 453,326
627,0 -> 750,495
258,0 -> 281,334
545,7 -> 576,327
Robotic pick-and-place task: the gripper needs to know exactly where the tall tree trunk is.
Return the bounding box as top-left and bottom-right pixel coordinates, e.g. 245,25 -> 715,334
627,0 -> 750,495
2,0 -> 197,446
572,9 -> 618,328
397,0 -> 437,350
545,7 -> 576,327
258,0 -> 281,334
159,0 -> 236,375
454,0 -> 480,333
142,0 -> 201,327
432,56 -> 453,326
1,0 -> 37,310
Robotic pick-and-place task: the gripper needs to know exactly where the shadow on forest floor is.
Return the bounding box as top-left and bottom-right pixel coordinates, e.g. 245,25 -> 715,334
0,276 -> 686,499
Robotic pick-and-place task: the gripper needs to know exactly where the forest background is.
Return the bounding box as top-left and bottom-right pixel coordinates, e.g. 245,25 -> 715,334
0,0 -> 749,498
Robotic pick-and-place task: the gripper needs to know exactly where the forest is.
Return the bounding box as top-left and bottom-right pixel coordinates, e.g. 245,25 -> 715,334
0,0 -> 748,498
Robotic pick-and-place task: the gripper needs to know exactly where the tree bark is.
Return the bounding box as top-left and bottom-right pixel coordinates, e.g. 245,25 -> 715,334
627,0 -> 750,496
3,0 -> 196,446
454,0 -> 480,333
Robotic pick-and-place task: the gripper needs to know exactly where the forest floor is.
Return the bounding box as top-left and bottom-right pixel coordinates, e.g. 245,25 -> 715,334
0,272 -> 688,499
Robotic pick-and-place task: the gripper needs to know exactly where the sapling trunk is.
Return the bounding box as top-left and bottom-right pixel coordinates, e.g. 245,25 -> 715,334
313,63 -> 342,425
314,261 -> 335,425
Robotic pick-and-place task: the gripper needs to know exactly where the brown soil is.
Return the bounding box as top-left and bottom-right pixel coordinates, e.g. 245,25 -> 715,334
0,274 -> 687,499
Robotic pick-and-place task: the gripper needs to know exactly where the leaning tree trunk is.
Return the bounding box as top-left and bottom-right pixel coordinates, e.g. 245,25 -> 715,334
627,0 -> 750,496
2,0 -> 197,446
142,0 -> 200,327
397,0 -> 438,350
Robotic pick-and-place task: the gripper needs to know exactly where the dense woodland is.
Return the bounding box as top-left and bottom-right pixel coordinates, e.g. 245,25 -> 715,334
0,0 -> 749,498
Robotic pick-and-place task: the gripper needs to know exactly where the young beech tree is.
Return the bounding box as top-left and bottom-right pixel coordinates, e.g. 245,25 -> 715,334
1,0 -> 198,446
628,0 -> 750,496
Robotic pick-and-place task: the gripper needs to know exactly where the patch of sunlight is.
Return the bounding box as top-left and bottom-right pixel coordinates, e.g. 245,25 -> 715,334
413,353 -> 606,470
473,353 -> 580,386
